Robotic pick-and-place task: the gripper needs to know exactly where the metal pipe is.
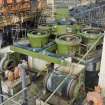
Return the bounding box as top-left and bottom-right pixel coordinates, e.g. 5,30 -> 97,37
99,32 -> 105,96
0,73 -> 3,104
0,53 -> 8,71
0,53 -> 8,104
18,60 -> 28,105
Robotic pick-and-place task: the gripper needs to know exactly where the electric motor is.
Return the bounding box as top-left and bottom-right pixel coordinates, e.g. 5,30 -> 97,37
44,70 -> 78,99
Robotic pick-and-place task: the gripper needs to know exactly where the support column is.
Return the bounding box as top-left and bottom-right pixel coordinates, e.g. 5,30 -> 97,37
99,33 -> 105,96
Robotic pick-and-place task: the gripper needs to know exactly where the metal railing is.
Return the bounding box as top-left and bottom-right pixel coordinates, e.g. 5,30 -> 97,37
73,4 -> 105,27
0,88 -> 27,105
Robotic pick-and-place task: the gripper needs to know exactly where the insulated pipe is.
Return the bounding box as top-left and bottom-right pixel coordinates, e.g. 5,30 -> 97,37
18,60 -> 28,105
0,35 -> 2,48
0,54 -> 7,104
0,54 -> 8,103
0,73 -> 3,104
0,53 -> 8,72
99,32 -> 105,97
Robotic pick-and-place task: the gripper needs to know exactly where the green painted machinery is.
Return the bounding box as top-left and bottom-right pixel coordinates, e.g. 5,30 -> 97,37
48,25 -> 67,36
55,35 -> 81,56
80,28 -> 104,48
55,25 -> 67,35
27,30 -> 49,48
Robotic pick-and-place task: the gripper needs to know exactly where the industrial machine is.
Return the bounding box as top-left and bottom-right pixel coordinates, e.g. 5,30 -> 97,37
55,35 -> 81,56
0,21 -> 103,105
0,0 -> 104,105
0,52 -> 30,95
4,24 -> 100,105
27,29 -> 49,48
43,64 -> 85,105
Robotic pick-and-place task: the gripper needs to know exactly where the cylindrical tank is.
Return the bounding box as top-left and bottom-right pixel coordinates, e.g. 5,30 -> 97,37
27,30 -> 49,48
44,71 -> 78,98
55,35 -> 81,56
55,25 -> 67,35
81,28 -> 104,48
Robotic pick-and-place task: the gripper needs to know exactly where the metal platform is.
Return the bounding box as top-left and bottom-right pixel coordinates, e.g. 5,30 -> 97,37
10,43 -> 68,65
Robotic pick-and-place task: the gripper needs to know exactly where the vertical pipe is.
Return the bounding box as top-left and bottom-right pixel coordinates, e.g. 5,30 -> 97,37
0,54 -> 8,104
99,32 -> 105,96
0,73 -> 3,104
18,61 -> 28,105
